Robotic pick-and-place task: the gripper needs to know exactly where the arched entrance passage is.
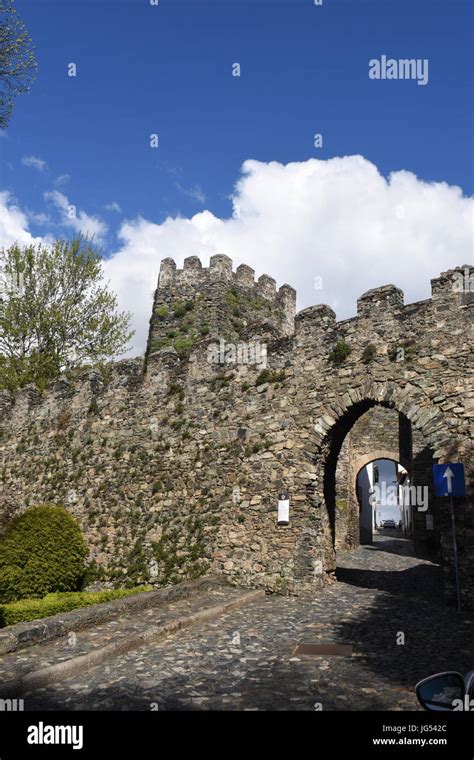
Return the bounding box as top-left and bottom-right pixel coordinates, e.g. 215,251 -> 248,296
308,386 -> 453,579
298,373 -> 471,607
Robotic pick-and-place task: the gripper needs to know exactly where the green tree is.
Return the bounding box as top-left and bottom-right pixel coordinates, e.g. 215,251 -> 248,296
0,238 -> 134,391
0,0 -> 37,129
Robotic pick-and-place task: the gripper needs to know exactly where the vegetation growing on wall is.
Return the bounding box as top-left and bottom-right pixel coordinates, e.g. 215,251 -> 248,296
388,340 -> 416,363
255,369 -> 286,386
362,344 -> 377,364
329,340 -> 352,366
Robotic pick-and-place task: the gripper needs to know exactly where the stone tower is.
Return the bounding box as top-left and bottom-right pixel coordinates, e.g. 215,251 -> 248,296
145,255 -> 296,366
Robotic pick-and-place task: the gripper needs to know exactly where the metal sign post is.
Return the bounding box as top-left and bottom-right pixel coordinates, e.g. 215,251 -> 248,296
433,463 -> 466,613
449,495 -> 462,613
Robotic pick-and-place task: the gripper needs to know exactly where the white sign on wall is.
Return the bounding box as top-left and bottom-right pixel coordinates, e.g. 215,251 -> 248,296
277,492 -> 290,525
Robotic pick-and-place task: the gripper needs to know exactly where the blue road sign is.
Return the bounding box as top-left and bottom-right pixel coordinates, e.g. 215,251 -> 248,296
433,463 -> 466,498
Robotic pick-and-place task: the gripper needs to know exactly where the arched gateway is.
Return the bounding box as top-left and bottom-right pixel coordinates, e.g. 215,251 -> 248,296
1,257 -> 472,609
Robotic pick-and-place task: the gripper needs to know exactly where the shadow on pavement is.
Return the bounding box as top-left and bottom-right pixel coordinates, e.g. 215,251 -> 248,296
336,563 -> 443,601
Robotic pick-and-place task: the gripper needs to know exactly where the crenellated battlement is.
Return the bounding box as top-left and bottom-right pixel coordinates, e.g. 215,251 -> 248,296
1,261 -> 471,425
295,264 -> 473,336
147,255 -> 297,358
431,264 -> 474,302
158,254 -> 296,306
357,284 -> 404,317
141,258 -> 474,391
156,257 -> 472,336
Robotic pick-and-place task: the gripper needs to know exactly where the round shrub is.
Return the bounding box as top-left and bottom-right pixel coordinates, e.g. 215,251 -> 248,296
0,505 -> 88,602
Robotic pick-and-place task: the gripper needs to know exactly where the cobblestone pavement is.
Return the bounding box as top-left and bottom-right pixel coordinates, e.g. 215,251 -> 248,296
0,585 -> 247,683
21,535 -> 474,711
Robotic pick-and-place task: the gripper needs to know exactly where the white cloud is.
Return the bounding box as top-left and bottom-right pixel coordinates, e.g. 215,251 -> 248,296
1,156 -> 472,360
175,183 -> 206,204
0,191 -> 47,249
104,201 -> 122,213
104,155 -> 473,356
21,155 -> 47,172
54,173 -> 71,187
44,190 -> 107,243
27,210 -> 52,225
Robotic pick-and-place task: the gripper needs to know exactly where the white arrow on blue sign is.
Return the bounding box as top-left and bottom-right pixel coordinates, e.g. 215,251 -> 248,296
433,463 -> 466,497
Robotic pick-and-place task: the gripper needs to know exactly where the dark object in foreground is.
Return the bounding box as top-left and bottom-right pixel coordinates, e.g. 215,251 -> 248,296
416,670 -> 474,711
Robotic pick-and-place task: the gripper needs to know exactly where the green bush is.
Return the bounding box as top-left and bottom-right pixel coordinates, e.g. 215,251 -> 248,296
155,305 -> 169,320
388,340 -> 416,363
328,340 -> 351,366
173,302 -> 186,318
0,586 -> 152,627
255,369 -> 286,386
173,336 -> 195,356
362,344 -> 377,364
0,505 -> 88,603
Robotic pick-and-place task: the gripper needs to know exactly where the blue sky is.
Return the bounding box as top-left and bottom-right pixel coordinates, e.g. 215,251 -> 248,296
1,0 -> 473,353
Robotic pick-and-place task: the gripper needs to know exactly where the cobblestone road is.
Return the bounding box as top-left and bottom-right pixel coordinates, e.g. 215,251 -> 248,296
23,535 -> 474,711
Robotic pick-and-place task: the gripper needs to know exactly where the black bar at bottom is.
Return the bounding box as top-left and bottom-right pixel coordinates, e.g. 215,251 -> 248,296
0,710 -> 472,759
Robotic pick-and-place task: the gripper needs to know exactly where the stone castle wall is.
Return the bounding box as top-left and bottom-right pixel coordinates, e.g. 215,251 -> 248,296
0,257 -> 472,606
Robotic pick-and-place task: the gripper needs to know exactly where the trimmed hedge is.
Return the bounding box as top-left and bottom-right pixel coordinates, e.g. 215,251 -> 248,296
0,505 -> 88,603
0,586 -> 153,627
